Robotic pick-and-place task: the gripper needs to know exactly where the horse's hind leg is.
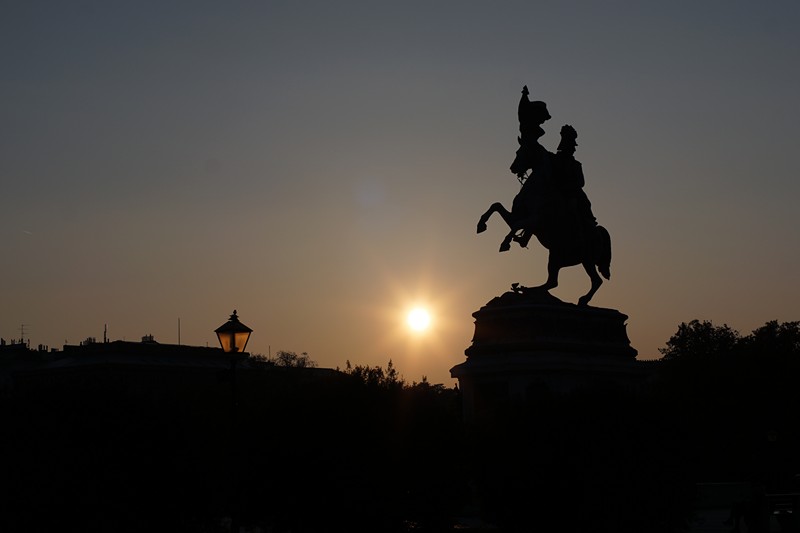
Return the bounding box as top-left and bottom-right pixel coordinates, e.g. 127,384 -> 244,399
577,262 -> 603,306
536,256 -> 561,291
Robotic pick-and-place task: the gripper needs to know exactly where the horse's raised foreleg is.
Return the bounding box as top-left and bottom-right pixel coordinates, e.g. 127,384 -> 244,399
577,261 -> 603,306
477,203 -> 521,252
499,232 -> 514,252
477,202 -> 509,234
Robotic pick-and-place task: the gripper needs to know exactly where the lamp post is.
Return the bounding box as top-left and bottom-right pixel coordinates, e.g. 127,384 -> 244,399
215,310 -> 252,354
215,310 -> 252,533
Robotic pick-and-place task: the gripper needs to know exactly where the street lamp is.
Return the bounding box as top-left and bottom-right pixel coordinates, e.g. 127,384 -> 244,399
215,310 -> 253,353
214,310 -> 252,533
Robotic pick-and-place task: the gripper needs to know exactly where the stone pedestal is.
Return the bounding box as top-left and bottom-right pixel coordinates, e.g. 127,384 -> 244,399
451,288 -> 642,422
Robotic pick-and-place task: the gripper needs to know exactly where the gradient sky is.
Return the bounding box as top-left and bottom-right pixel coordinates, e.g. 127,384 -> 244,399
3,1 -> 799,384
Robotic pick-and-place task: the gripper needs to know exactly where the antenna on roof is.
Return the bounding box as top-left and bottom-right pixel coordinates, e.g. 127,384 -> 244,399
104,324 -> 108,343
178,317 -> 181,345
19,323 -> 30,342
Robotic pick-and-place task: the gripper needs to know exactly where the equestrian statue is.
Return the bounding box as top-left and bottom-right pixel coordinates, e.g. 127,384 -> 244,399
477,85 -> 612,306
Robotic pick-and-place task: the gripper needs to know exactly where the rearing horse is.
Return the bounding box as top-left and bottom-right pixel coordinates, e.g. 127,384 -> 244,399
476,150 -> 612,306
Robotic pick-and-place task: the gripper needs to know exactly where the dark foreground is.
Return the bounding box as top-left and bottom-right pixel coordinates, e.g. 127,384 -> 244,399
2,342 -> 799,532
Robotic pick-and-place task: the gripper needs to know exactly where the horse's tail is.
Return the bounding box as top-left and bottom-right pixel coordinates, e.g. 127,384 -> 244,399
596,225 -> 612,280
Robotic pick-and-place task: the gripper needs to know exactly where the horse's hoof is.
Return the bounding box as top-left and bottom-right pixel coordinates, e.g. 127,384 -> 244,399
477,221 -> 487,234
499,242 -> 510,252
577,297 -> 590,307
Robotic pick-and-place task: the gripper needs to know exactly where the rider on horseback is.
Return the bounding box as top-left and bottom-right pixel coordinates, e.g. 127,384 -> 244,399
510,124 -> 598,251
553,124 -> 597,237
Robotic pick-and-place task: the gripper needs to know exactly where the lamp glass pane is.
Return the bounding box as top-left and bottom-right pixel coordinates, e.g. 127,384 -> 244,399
234,331 -> 250,352
217,333 -> 234,353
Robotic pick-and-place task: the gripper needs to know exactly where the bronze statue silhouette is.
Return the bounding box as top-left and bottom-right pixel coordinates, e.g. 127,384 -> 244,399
477,86 -> 611,306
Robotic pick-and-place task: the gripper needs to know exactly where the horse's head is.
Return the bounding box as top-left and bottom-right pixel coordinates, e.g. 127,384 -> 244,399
510,141 -> 533,177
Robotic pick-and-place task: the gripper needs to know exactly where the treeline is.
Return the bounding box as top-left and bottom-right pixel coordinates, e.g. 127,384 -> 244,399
659,319 -> 800,361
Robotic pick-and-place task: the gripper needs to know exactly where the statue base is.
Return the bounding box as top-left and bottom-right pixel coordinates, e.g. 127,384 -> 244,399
451,287 -> 643,423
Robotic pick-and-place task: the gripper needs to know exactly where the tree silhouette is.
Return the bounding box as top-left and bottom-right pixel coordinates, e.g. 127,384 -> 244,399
659,319 -> 739,360
341,359 -> 404,389
272,349 -> 317,367
739,320 -> 800,358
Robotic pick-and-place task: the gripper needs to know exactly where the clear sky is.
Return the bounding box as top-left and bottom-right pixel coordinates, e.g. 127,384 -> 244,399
3,1 -> 799,384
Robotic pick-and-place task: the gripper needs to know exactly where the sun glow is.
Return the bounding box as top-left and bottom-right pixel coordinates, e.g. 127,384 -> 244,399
407,308 -> 431,332
362,273 -> 464,379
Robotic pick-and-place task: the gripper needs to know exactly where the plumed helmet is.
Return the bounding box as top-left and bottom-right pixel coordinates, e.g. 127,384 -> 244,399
522,100 -> 551,125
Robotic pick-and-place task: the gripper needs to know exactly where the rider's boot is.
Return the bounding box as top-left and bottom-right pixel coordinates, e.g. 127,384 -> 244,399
515,230 -> 532,248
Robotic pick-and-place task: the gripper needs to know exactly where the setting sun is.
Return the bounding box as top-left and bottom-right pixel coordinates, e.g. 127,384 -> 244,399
407,308 -> 431,332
